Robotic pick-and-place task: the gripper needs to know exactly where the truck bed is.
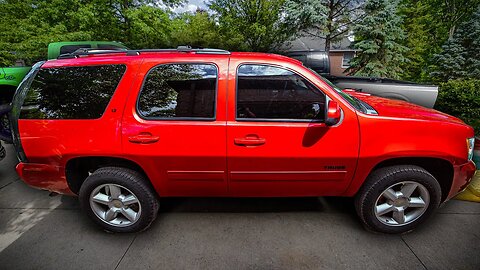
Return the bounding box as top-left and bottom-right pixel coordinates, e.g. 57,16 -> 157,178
326,76 -> 438,108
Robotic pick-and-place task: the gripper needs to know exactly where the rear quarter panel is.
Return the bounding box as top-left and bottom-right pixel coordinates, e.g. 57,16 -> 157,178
18,57 -> 142,168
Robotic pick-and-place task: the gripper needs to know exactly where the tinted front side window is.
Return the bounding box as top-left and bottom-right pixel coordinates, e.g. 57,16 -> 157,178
138,64 -> 217,119
21,65 -> 126,119
237,65 -> 326,121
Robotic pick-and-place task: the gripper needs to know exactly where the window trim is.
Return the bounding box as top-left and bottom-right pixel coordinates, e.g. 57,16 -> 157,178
235,63 -> 327,123
136,62 -> 219,121
20,64 -> 127,120
341,52 -> 354,68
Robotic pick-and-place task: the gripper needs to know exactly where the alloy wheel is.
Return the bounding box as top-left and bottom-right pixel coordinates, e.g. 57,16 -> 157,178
89,184 -> 142,227
374,181 -> 430,226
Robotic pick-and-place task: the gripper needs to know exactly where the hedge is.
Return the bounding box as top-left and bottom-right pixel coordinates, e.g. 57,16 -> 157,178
434,79 -> 480,135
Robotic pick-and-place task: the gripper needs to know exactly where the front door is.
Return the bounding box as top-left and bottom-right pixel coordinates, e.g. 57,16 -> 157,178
122,55 -> 228,196
227,61 -> 360,196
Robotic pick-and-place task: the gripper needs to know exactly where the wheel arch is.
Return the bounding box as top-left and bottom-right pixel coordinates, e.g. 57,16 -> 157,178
369,157 -> 454,202
0,85 -> 17,104
65,156 -> 151,195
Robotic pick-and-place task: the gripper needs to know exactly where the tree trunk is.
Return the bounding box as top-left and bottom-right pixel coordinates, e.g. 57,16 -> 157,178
449,25 -> 456,39
325,35 -> 331,52
324,0 -> 335,52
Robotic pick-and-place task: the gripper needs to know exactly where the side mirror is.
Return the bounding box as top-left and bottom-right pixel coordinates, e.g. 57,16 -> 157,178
325,100 -> 341,126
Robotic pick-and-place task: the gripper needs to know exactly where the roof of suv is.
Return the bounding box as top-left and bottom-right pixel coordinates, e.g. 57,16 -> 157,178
48,47 -> 302,67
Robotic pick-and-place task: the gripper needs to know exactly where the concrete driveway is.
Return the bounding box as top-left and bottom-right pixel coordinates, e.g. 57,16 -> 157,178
0,144 -> 479,270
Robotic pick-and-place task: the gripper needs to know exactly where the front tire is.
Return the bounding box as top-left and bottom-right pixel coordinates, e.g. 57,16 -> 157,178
79,167 -> 159,233
355,165 -> 441,234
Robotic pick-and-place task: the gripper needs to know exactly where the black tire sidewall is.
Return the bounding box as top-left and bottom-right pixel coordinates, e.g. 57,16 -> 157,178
356,166 -> 441,234
79,168 -> 159,233
0,104 -> 12,142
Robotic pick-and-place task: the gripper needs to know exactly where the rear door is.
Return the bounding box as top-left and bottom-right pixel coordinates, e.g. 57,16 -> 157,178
122,54 -> 229,196
226,58 -> 360,197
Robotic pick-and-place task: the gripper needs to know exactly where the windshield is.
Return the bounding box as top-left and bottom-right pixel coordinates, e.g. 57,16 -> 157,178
307,68 -> 368,113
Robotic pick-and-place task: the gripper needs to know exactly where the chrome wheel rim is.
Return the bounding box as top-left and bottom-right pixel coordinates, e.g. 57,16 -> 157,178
89,184 -> 142,227
374,181 -> 430,226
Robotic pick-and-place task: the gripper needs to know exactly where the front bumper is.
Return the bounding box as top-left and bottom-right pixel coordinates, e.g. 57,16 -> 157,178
15,162 -> 75,195
447,160 -> 477,200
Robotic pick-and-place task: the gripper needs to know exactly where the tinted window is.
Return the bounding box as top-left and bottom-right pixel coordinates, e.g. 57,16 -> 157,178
138,64 -> 217,119
237,65 -> 326,121
21,65 -> 126,119
60,45 -> 92,54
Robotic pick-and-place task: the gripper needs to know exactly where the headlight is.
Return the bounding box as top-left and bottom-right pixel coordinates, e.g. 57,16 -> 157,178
467,137 -> 475,160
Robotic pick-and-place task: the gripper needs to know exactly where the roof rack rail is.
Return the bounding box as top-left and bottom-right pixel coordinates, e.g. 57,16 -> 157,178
57,46 -> 231,59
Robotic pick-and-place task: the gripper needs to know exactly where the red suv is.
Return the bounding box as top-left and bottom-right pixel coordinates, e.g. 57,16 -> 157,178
9,47 -> 476,233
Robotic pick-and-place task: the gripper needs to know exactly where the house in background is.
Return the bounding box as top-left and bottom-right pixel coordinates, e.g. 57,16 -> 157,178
282,35 -> 356,76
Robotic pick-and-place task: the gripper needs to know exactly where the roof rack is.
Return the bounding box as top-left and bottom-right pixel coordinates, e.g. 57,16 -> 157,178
57,46 -> 231,59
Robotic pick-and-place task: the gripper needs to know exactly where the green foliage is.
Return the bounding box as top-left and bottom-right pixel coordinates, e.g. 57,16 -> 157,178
398,0 -> 438,82
398,0 -> 479,83
207,0 -> 296,52
0,0 -> 297,65
283,0 -> 327,33
0,0 -> 183,66
171,11 -> 222,49
284,0 -> 363,51
0,0 -> 94,65
435,79 -> 480,134
124,5 -> 173,49
346,0 -> 408,79
431,7 -> 480,82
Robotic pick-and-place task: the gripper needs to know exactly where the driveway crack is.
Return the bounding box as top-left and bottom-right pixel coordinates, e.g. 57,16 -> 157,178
114,234 -> 137,270
0,178 -> 19,190
401,236 -> 428,270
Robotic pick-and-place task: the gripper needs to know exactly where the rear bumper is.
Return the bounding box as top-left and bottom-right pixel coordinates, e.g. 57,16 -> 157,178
447,160 -> 477,200
15,162 -> 75,195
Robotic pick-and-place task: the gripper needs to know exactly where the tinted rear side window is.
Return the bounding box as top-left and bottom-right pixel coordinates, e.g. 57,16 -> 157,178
20,65 -> 126,119
138,63 -> 217,119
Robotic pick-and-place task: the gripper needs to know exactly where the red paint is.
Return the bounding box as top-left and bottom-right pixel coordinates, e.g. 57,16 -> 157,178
327,100 -> 341,119
14,51 -> 476,201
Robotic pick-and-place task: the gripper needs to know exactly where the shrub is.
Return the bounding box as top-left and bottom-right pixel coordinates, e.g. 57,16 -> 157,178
434,79 -> 480,135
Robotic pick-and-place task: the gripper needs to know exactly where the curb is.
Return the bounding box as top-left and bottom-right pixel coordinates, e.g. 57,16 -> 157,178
455,171 -> 480,202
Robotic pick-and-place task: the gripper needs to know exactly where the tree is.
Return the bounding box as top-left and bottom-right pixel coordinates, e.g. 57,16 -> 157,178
398,0 -> 437,82
123,5 -> 173,49
0,0 -> 183,65
171,11 -> 222,49
398,0 -> 479,82
346,0 -> 408,79
437,0 -> 479,39
431,7 -> 480,81
207,0 -> 295,52
0,0 -> 94,65
284,0 -> 364,52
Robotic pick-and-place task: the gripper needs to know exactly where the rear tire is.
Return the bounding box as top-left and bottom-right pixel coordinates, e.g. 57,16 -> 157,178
0,104 -> 12,142
355,165 -> 441,234
79,167 -> 159,233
